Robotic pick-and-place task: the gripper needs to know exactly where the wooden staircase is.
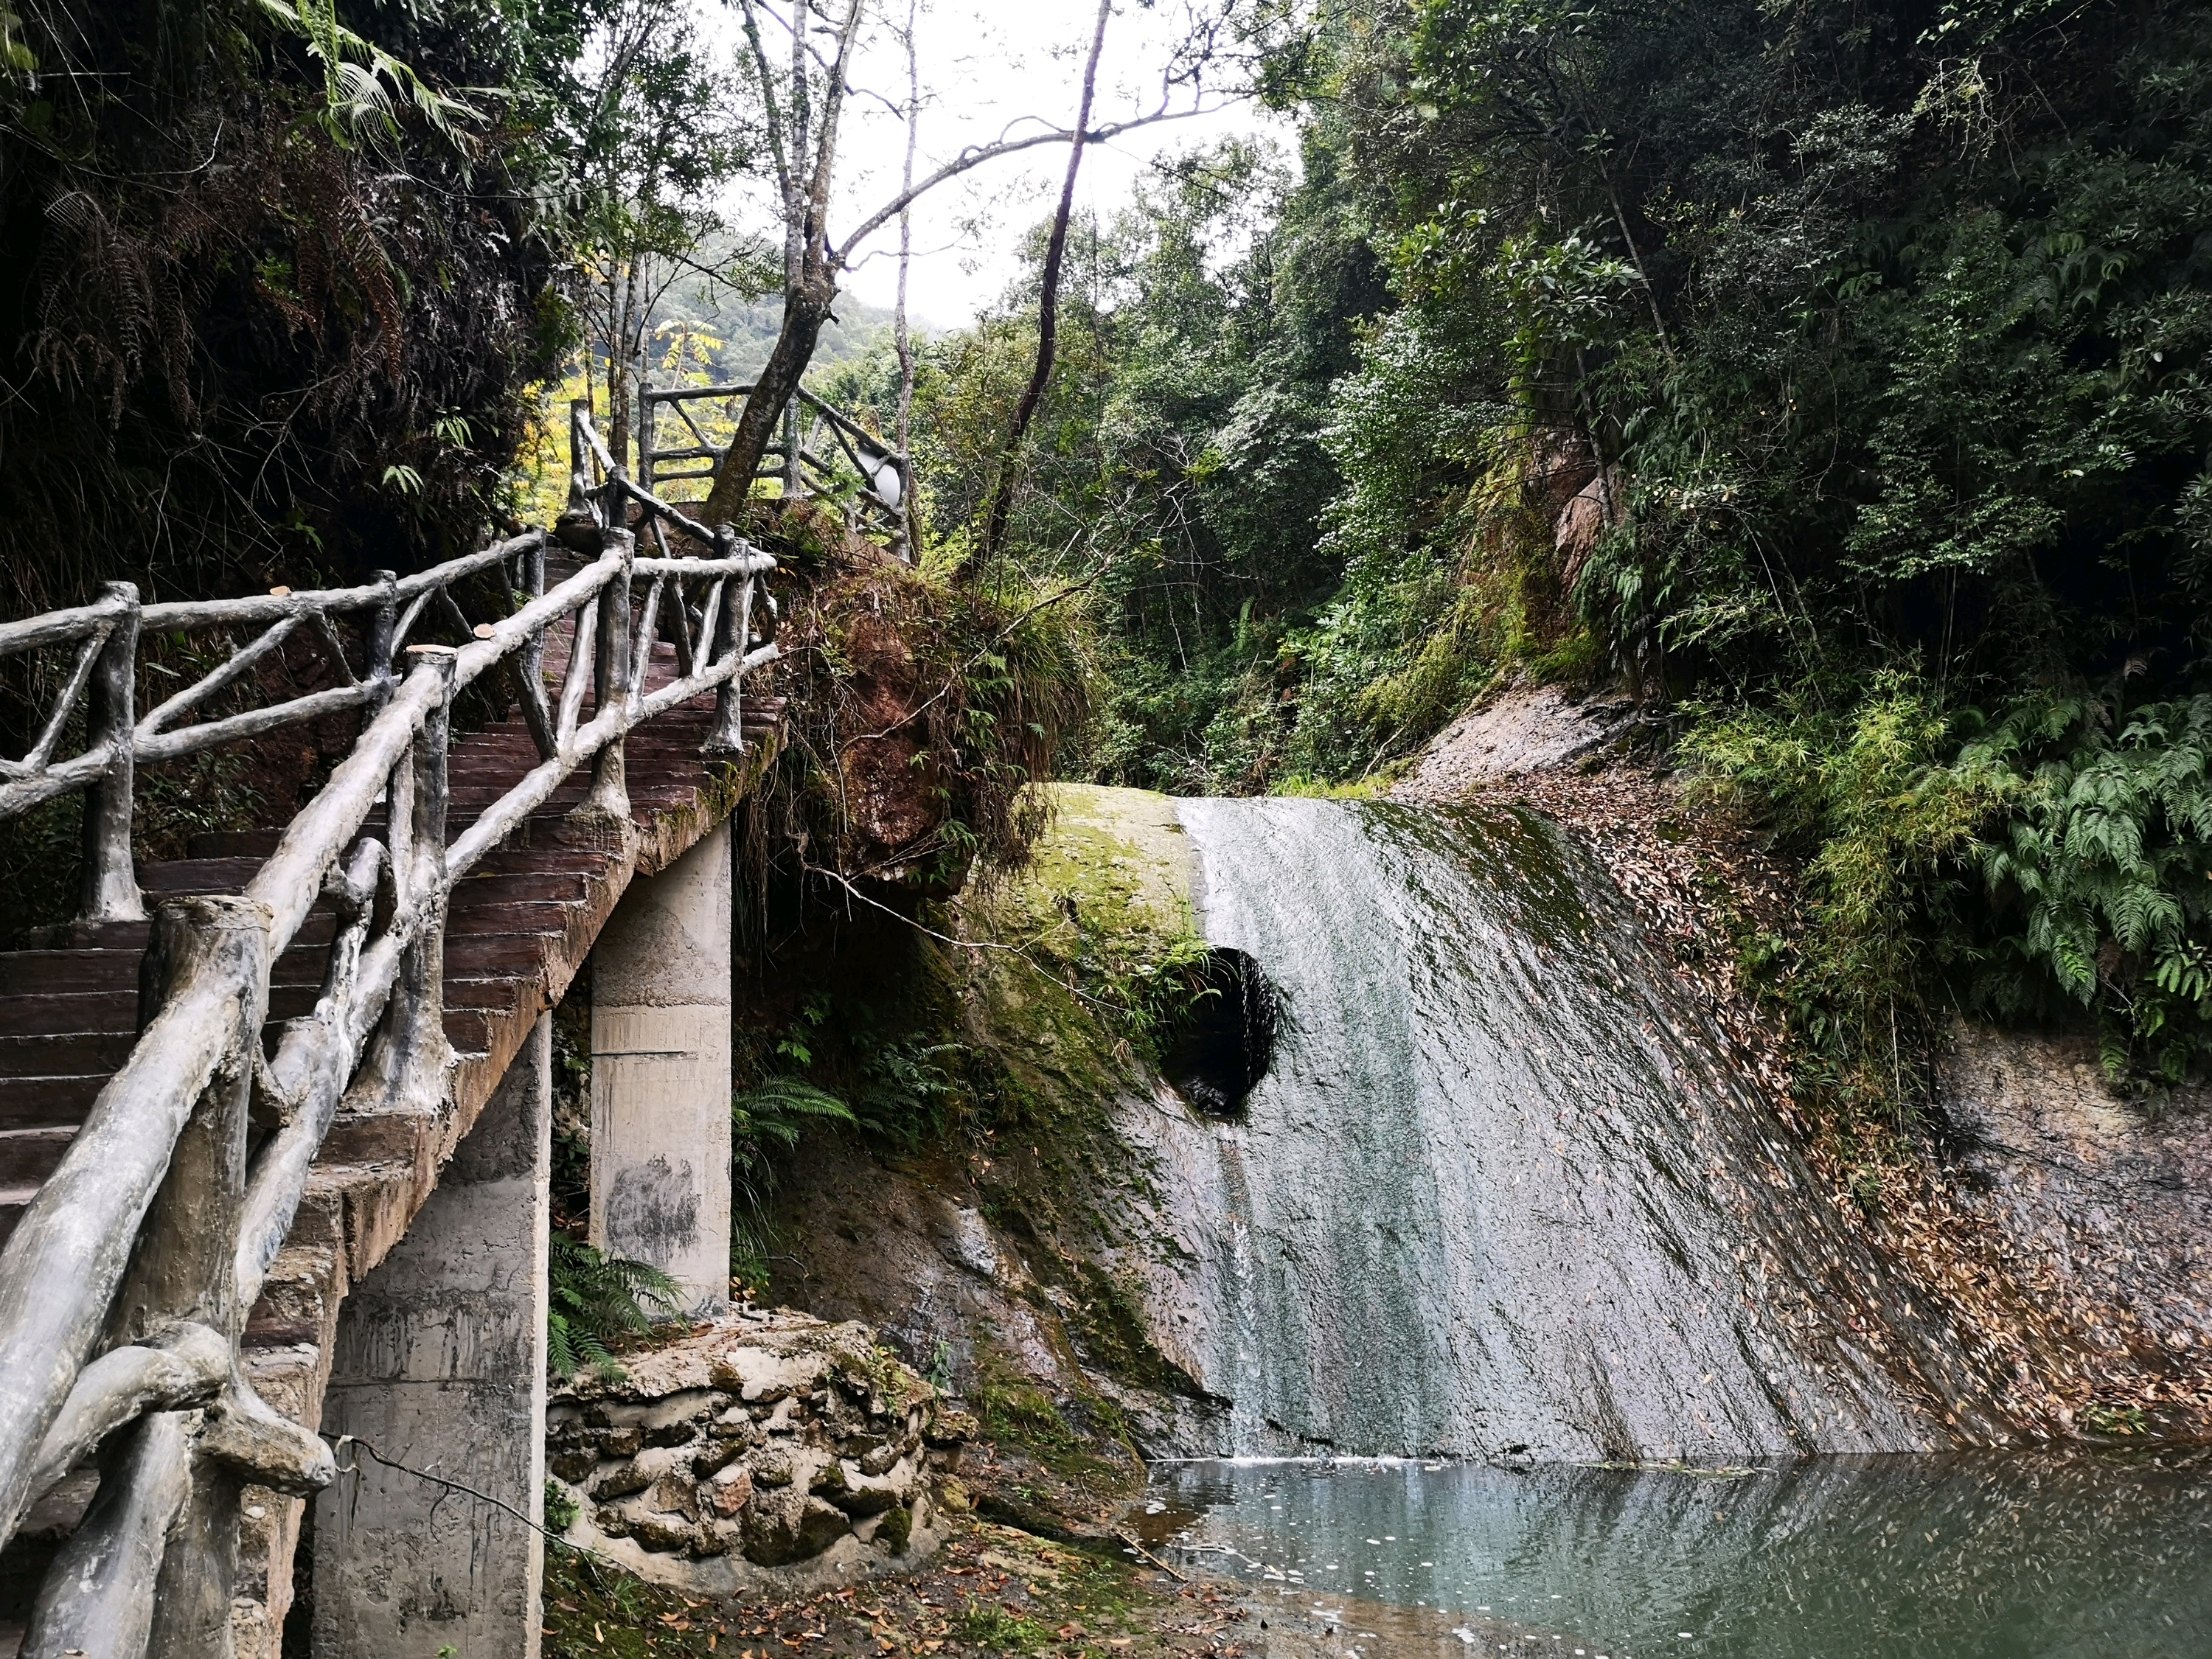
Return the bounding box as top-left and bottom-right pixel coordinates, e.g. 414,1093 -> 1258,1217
0,637 -> 784,1631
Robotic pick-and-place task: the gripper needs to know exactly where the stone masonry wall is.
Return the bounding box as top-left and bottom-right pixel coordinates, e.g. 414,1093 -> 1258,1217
546,1309 -> 969,1596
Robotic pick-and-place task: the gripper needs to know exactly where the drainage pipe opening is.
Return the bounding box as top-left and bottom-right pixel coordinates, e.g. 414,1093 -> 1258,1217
1163,947 -> 1278,1118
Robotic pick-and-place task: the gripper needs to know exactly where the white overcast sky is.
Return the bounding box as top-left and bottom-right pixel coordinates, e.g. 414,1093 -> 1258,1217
713,0 -> 1290,329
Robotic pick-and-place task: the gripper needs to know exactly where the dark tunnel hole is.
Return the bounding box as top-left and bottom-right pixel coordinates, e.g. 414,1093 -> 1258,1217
1164,947 -> 1278,1119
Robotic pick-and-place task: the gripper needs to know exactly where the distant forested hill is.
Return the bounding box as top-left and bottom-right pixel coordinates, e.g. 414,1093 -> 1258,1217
649,278 -> 927,389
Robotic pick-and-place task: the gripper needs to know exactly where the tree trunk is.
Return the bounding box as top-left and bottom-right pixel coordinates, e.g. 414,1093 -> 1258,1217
972,0 -> 1111,576
700,0 -> 865,529
700,269 -> 836,526
608,254 -> 644,469
894,0 -> 920,558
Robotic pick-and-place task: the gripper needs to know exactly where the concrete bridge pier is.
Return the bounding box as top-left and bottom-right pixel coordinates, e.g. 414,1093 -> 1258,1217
590,819 -> 733,1313
310,1013 -> 554,1658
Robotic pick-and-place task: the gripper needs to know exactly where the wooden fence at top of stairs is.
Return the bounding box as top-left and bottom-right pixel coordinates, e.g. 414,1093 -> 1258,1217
0,409 -> 789,1654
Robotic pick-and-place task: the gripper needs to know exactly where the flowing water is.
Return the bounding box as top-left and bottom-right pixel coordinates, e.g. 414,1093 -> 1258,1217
1103,796 -> 2210,1650
1154,799 -> 1969,1458
1135,1453 -> 2212,1658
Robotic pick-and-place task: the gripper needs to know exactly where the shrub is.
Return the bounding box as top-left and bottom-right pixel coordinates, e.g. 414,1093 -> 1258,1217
547,1236 -> 682,1381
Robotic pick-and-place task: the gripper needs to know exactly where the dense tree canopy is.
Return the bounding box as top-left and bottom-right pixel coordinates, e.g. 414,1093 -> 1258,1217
0,0 -> 591,608
8,0 -> 2210,1108
884,0 -> 2212,1107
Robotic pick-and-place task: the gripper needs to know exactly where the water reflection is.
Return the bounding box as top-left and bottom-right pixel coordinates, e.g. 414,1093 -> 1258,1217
1139,1453 -> 2212,1658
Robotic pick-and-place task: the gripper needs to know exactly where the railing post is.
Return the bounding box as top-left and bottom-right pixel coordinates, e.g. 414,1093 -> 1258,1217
0,895 -> 266,1553
517,537 -> 556,760
706,531 -> 748,756
638,377 -> 655,499
782,397 -> 801,498
580,485 -> 633,822
363,570 -> 398,717
111,897 -> 269,1659
555,400 -> 601,553
352,648 -> 454,1115
573,397 -> 597,510
77,581 -> 144,927
405,645 -> 454,1039
406,647 -> 454,886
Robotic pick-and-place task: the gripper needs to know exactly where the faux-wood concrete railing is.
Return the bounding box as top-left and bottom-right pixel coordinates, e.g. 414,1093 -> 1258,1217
0,424 -> 776,1655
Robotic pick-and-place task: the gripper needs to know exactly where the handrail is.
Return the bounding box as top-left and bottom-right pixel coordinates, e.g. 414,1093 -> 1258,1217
0,420 -> 781,1650
0,531 -> 563,919
636,379 -> 910,551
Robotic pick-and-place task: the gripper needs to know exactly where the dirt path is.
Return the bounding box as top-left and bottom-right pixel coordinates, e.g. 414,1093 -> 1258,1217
544,1510 -> 1261,1659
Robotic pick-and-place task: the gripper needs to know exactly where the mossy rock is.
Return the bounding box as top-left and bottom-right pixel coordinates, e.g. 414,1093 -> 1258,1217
874,1502 -> 914,1554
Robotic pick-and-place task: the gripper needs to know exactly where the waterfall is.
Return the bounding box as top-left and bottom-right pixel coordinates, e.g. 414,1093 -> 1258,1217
1148,797 -> 1940,1461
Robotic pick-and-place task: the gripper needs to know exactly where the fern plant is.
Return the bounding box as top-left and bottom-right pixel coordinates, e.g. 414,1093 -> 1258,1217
730,1077 -> 860,1290
1684,674 -> 2011,1123
1694,677 -> 2212,1103
547,1235 -> 681,1381
252,0 -> 476,149
1969,692 -> 2212,1080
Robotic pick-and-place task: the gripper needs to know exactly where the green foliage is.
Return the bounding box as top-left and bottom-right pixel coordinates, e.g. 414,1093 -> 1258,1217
254,0 -> 476,147
1687,677 -> 2014,1121
901,137 -> 1390,793
547,1234 -> 681,1381
1006,0 -> 2211,1105
746,518 -> 1090,895
0,0 -> 580,613
956,1599 -> 1062,1652
1693,678 -> 2212,1102
731,1072 -> 859,1150
542,1477 -> 580,1534
728,1073 -> 858,1287
1971,692 -> 2212,1079
543,1543 -> 731,1657
967,1345 -> 1135,1490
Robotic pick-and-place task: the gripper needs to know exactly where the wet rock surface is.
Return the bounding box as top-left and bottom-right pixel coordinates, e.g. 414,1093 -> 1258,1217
1156,797 -> 1940,1459
1397,690 -> 2212,1439
742,750 -> 2212,1472
549,1308 -> 964,1596
1933,1023 -> 2212,1425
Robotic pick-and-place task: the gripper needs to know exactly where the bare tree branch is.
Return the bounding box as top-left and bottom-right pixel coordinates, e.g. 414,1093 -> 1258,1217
974,0 -> 1113,574
832,100 -> 1230,267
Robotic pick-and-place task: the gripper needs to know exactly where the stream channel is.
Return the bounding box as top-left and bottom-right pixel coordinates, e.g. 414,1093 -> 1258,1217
1133,1453 -> 2212,1658
1115,797 -> 2212,1652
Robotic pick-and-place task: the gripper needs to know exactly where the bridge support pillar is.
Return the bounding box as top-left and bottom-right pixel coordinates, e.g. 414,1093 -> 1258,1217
310,1014 -> 552,1659
590,818 -> 732,1312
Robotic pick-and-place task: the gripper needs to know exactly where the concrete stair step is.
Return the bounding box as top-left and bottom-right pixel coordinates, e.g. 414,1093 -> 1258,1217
0,1031 -> 136,1077
0,1074 -> 108,1132
0,950 -> 145,998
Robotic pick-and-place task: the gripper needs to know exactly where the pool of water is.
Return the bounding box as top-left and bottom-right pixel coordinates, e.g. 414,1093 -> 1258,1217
1134,1454 -> 2212,1658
